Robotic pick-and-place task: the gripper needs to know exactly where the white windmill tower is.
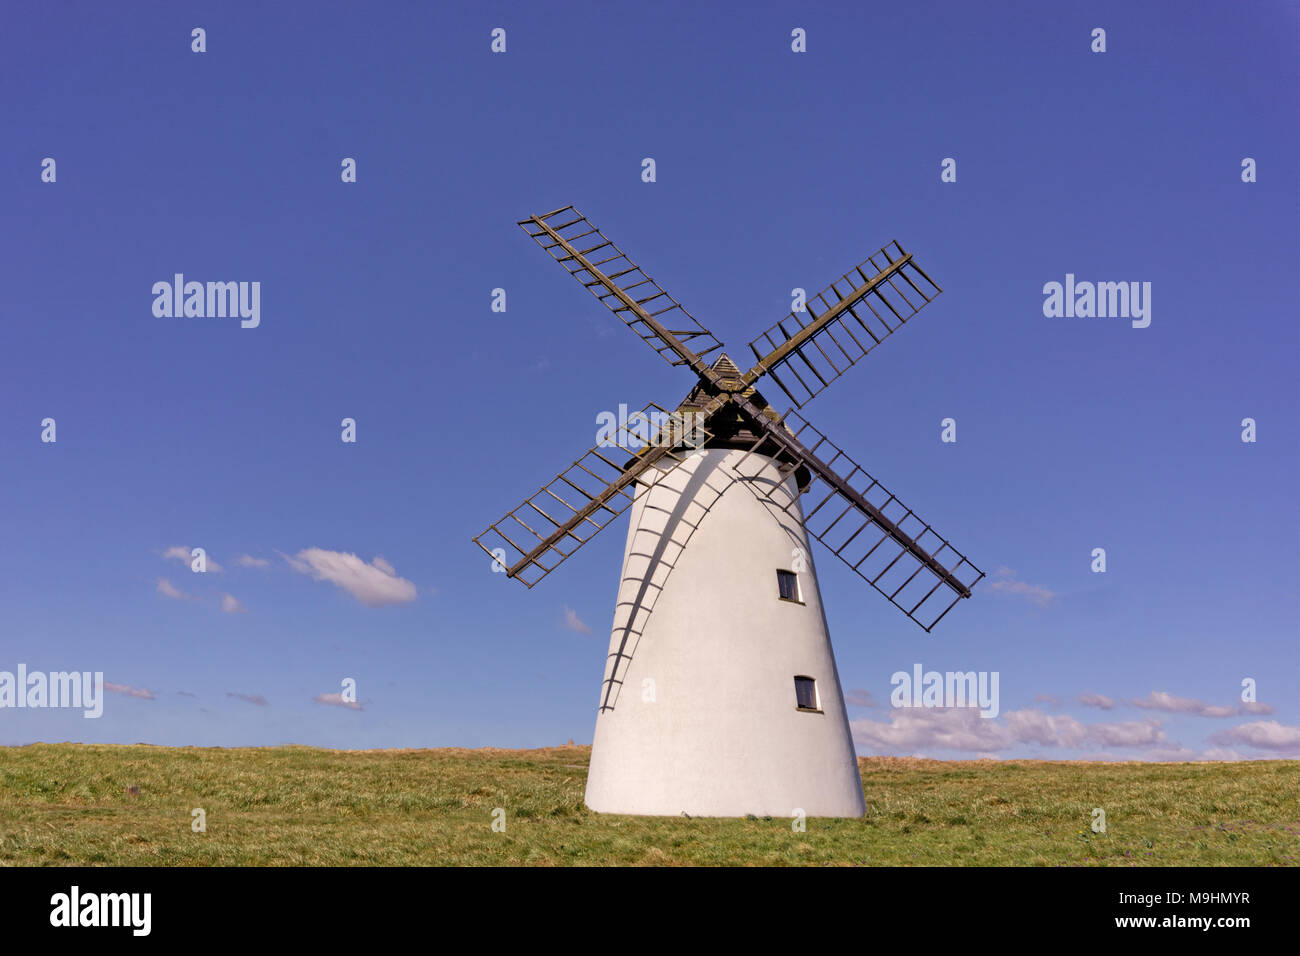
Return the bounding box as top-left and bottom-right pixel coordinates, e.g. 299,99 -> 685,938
475,206 -> 983,818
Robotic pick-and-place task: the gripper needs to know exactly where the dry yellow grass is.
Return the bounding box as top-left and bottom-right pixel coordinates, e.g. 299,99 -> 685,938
0,744 -> 1295,866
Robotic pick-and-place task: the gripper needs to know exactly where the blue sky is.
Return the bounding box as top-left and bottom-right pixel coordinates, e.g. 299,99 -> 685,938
1,0 -> 1296,759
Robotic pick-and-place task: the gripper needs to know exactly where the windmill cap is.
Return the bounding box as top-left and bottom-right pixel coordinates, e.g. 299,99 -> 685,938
710,353 -> 743,379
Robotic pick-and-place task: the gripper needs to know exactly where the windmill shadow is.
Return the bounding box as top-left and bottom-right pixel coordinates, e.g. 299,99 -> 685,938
600,452 -> 740,712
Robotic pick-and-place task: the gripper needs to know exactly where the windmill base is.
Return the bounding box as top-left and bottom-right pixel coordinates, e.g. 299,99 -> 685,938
584,448 -> 865,818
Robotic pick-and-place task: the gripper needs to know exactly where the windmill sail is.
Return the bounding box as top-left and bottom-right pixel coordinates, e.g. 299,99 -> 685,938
746,242 -> 942,408
729,407 -> 983,631
519,206 -> 725,374
473,403 -> 712,588
486,206 -> 981,629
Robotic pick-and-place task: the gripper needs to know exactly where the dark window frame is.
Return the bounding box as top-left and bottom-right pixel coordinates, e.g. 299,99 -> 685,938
776,569 -> 803,604
794,675 -> 821,713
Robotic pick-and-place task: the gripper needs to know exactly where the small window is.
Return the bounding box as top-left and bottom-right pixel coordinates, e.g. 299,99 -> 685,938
777,569 -> 802,603
794,676 -> 820,712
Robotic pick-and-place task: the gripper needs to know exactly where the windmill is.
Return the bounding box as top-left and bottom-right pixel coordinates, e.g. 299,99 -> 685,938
474,206 -> 984,817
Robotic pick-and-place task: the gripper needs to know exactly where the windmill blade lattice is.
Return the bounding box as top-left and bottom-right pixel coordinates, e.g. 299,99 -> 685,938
473,403 -> 712,588
519,206 -> 725,373
729,408 -> 983,632
746,241 -> 942,408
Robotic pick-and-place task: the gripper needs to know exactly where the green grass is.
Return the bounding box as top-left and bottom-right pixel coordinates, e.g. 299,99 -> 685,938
0,744 -> 1296,865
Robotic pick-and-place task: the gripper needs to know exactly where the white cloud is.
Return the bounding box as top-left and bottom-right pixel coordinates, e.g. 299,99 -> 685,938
1085,719 -> 1166,749
220,593 -> 247,614
1004,709 -> 1089,748
1202,705 -> 1240,718
314,692 -> 362,711
1239,701 -> 1275,716
852,707 -> 1011,753
1078,692 -> 1115,710
1131,691 -> 1236,718
1078,689 -> 1267,718
562,605 -> 592,634
162,545 -> 222,573
852,707 -> 1169,754
283,548 -> 418,607
987,567 -> 1057,607
1209,721 -> 1300,752
155,578 -> 192,601
234,554 -> 270,568
105,682 -> 155,700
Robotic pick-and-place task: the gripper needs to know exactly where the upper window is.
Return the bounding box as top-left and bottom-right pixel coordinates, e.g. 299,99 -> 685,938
777,569 -> 802,603
794,676 -> 820,712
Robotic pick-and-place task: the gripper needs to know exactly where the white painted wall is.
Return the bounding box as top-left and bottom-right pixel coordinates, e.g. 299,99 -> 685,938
585,448 -> 866,818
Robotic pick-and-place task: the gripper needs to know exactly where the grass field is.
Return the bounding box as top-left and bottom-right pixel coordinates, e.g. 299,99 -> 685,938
0,744 -> 1296,866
